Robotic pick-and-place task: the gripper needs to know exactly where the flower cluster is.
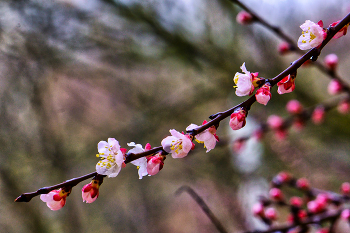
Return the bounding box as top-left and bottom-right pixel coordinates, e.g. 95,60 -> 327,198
233,63 -> 297,105
39,122 -> 221,210
33,15 -> 350,215
251,172 -> 350,233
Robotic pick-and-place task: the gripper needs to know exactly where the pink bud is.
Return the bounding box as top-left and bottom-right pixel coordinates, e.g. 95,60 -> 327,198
286,100 -> 303,114
147,153 -> 164,176
253,129 -> 264,141
341,209 -> 350,220
296,178 -> 310,190
288,209 -> 308,223
145,143 -> 152,151
330,20 -> 348,39
277,74 -> 296,94
275,129 -> 288,141
307,197 -> 327,213
265,207 -> 277,220
252,202 -> 264,216
338,99 -> 350,114
255,84 -> 272,105
327,79 -> 343,95
316,193 -> 329,206
278,42 -> 292,55
229,109 -> 247,130
276,171 -> 292,184
236,11 -> 253,25
267,115 -> 284,130
232,138 -> 246,152
312,106 -> 325,125
324,54 -> 338,70
315,228 -> 329,233
290,196 -> 303,207
341,182 -> 350,195
269,188 -> 284,201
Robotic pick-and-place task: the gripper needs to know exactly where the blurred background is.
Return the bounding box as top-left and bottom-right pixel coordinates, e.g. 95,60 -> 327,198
1,0 -> 350,232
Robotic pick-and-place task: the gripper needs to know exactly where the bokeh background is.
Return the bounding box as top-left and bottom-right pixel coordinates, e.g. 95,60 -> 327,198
1,0 -> 350,232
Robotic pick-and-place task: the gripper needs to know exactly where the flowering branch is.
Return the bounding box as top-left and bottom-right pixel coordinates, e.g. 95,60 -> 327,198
232,0 -> 350,94
244,172 -> 350,233
15,8 -> 350,217
15,172 -> 98,202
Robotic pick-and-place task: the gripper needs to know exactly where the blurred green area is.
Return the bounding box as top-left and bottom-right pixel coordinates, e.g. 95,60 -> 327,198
1,0 -> 350,232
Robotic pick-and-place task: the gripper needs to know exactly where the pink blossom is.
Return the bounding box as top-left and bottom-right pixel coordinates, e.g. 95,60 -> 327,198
255,84 -> 271,105
269,188 -> 284,201
252,202 -> 264,217
324,54 -> 338,70
290,196 -> 303,208
236,11 -> 253,25
127,142 -> 149,179
96,138 -> 126,178
40,188 -> 71,211
328,79 -> 343,95
275,171 -> 292,184
277,74 -> 296,94
186,120 -> 219,152
330,20 -> 349,39
278,42 -> 292,55
296,178 -> 310,190
341,209 -> 350,220
312,106 -> 325,125
82,177 -> 102,203
234,63 -> 260,96
286,100 -> 303,114
232,138 -> 246,152
267,115 -> 284,130
229,108 -> 246,130
161,129 -> 193,158
338,99 -> 350,114
298,20 -> 326,50
265,207 -> 277,221
146,153 -> 164,176
341,182 -> 350,195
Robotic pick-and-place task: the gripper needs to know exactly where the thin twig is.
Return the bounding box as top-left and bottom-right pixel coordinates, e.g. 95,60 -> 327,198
176,185 -> 229,233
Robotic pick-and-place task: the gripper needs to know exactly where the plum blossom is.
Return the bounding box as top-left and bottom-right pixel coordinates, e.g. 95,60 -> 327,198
278,42 -> 292,55
127,142 -> 149,179
330,20 -> 349,39
186,120 -> 219,152
236,11 -> 253,25
234,62 -> 260,96
267,115 -> 287,140
229,108 -> 246,130
327,79 -> 342,95
82,176 -> 103,203
298,20 -> 326,50
286,100 -> 303,114
324,54 -> 338,71
277,73 -> 296,94
312,106 -> 325,125
338,99 -> 350,114
161,129 -> 194,158
96,138 -> 126,178
40,188 -> 71,211
255,84 -> 271,105
147,152 -> 165,176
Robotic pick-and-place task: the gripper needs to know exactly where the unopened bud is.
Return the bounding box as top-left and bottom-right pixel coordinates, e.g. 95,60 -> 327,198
324,54 -> 338,71
236,11 -> 254,25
